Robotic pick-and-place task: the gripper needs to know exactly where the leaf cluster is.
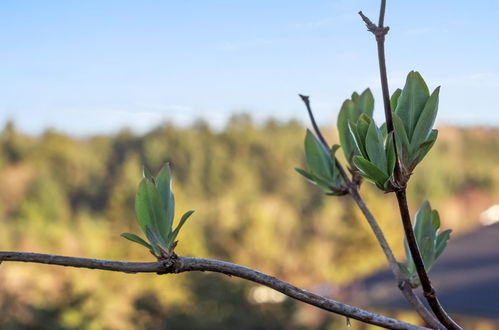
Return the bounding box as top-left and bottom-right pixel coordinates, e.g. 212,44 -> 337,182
121,163 -> 194,259
295,130 -> 347,195
399,201 -> 451,287
392,71 -> 440,183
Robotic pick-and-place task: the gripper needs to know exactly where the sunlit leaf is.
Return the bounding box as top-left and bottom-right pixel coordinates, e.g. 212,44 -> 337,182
135,179 -> 167,237
156,163 -> 175,234
395,71 -> 430,139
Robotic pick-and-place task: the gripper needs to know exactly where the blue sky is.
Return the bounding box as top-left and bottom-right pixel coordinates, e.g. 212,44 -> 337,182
0,0 -> 498,135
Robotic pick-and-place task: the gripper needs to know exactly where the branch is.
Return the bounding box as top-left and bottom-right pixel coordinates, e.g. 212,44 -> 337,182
396,191 -> 462,330
349,189 -> 445,330
298,94 -> 329,148
0,251 -> 429,330
358,2 -> 462,329
297,94 -> 443,328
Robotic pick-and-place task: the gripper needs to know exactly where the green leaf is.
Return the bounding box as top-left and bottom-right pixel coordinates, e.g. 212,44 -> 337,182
390,88 -> 402,112
295,168 -> 334,194
392,114 -> 412,167
143,166 -> 155,183
414,201 -> 438,271
337,91 -> 374,166
145,226 -> 162,256
414,129 -> 438,165
347,121 -> 367,159
338,100 -> 358,163
357,88 -> 374,117
156,163 -> 175,234
304,130 -> 333,180
435,229 -> 452,259
357,114 -> 371,142
411,87 -> 440,149
414,201 -> 432,243
169,210 -> 195,245
353,156 -> 389,186
121,233 -> 152,250
380,123 -> 387,138
398,262 -> 411,278
351,91 -> 359,104
395,71 -> 430,139
431,210 -> 440,229
385,132 -> 396,176
135,179 -> 168,237
365,121 -> 387,172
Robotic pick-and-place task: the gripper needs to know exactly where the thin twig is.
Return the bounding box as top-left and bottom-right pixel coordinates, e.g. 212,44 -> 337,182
0,251 -> 429,330
298,94 -> 329,148
358,2 -> 463,329
396,191 -> 462,330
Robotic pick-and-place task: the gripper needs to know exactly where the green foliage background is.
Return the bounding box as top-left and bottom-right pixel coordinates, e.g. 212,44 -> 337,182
0,117 -> 498,329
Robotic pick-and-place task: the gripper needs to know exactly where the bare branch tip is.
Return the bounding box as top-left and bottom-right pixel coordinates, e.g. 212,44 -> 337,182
298,94 -> 309,102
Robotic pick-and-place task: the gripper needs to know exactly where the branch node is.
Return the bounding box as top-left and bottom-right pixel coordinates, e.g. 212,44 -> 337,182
423,288 -> 437,300
358,11 -> 389,41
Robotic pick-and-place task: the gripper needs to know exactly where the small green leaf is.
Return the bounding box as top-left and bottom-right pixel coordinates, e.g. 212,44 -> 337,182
414,129 -> 438,165
414,201 -> 440,271
357,114 -> 372,143
348,121 -> 367,159
397,262 -> 411,278
380,123 -> 387,138
156,163 -> 175,233
169,210 -> 195,245
295,168 -> 335,194
143,167 -> 155,183
431,210 -> 440,229
411,87 -> 440,149
304,130 -> 334,180
414,201 -> 432,243
435,229 -> 452,259
353,156 -> 389,186
392,114 -> 412,167
338,100 -> 358,163
395,71 -> 430,139
145,226 -> 162,256
351,91 -> 360,104
135,179 -> 168,237
357,89 -> 374,117
385,132 -> 396,176
121,233 -> 152,250
390,88 -> 402,112
365,121 -> 387,172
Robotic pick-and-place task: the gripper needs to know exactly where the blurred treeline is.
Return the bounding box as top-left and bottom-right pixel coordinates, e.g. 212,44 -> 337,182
0,115 -> 498,329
